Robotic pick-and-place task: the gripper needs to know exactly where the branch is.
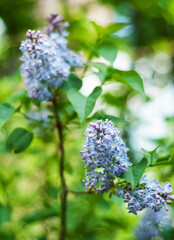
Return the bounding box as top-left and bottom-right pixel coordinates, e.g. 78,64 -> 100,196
68,189 -> 95,194
52,94 -> 67,240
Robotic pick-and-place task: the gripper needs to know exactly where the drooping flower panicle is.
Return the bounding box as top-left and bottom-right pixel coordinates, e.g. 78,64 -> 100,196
20,13 -> 82,102
117,175 -> 174,215
135,208 -> 171,240
81,120 -> 132,194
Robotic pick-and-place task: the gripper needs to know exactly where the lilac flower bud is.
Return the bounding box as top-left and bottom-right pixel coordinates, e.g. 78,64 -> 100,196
81,120 -> 132,194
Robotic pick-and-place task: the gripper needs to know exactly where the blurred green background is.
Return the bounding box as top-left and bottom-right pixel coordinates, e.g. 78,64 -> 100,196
0,0 -> 174,239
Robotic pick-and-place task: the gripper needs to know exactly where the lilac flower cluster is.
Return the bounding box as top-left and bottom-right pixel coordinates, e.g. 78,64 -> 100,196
20,13 -> 82,102
135,209 -> 171,240
81,120 -> 132,194
117,175 -> 174,215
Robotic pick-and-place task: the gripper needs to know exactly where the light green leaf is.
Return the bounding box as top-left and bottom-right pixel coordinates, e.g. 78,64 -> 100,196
91,62 -> 108,72
95,167 -> 105,173
122,70 -> 145,95
67,87 -> 102,124
0,103 -> 15,128
97,42 -> 118,64
6,128 -> 34,153
105,68 -> 145,95
104,23 -> 129,35
141,145 -> 159,164
6,90 -> 27,103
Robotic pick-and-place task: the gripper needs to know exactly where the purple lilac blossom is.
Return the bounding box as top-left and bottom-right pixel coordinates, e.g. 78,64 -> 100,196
135,208 -> 171,240
81,120 -> 132,194
117,175 -> 174,215
19,14 -> 82,102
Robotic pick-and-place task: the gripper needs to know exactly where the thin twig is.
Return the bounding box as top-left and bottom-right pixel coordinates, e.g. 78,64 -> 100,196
68,189 -> 95,194
52,94 -> 67,240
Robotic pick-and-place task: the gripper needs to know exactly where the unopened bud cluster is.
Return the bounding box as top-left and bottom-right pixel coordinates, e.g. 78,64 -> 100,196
20,13 -> 82,101
81,120 -> 132,194
117,175 -> 174,215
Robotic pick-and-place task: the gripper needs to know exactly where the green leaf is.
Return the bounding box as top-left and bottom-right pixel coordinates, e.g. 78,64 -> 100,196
0,142 -> 6,154
97,42 -> 118,64
47,187 -> 59,199
6,128 -> 34,153
94,71 -> 105,84
62,74 -> 82,91
0,205 -> 12,228
141,145 -> 159,164
91,62 -> 108,72
105,68 -> 145,95
132,158 -> 148,187
6,90 -> 27,103
67,87 -> 102,124
22,205 -> 59,224
0,103 -> 15,128
121,70 -> 145,95
104,23 -> 129,35
121,168 -> 134,187
91,113 -> 129,124
121,158 -> 148,188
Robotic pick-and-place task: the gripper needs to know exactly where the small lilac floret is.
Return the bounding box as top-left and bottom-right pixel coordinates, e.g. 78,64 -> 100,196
81,120 -> 132,194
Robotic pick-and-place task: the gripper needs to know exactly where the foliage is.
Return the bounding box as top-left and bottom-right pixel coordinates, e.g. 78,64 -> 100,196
0,1 -> 174,240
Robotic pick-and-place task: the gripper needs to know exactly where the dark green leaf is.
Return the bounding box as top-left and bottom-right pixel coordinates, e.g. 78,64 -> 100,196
0,205 -> 12,228
121,158 -> 148,188
91,113 -> 129,124
62,74 -> 82,91
6,128 -> 34,153
0,103 -> 15,128
67,87 -> 102,124
22,205 -> 59,224
132,158 -> 148,187
121,168 -> 134,187
47,187 -> 59,199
